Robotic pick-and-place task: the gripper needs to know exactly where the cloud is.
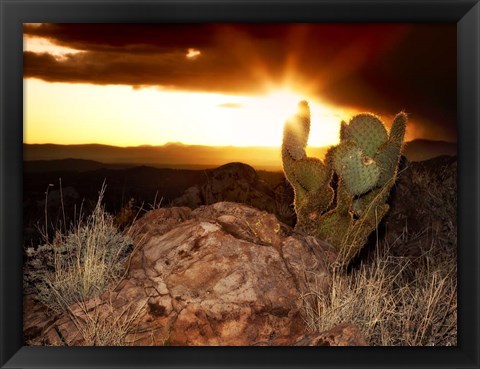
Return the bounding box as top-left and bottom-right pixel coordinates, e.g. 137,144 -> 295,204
23,24 -> 218,51
186,48 -> 201,59
23,24 -> 281,94
23,23 -> 457,141
24,48 -> 262,94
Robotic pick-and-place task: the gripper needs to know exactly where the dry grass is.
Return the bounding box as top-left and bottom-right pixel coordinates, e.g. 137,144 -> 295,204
24,184 -> 140,345
301,157 -> 457,346
25,184 -> 132,314
62,297 -> 146,346
302,229 -> 457,346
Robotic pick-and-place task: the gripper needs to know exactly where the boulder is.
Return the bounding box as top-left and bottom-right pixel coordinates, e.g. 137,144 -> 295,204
35,202 -> 339,346
172,162 -> 295,225
381,155 -> 457,258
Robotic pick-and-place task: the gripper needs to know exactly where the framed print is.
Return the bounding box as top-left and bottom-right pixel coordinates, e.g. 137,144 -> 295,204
1,0 -> 479,368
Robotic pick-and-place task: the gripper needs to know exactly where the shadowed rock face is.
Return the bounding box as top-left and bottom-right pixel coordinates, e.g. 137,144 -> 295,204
172,162 -> 269,207
172,162 -> 295,226
28,202 -> 353,346
381,156 -> 457,258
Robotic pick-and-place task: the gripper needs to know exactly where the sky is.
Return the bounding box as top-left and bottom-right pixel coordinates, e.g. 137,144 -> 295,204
23,23 -> 457,147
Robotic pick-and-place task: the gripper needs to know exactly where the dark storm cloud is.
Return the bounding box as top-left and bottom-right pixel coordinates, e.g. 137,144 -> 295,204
24,24 -> 219,51
24,49 -> 259,92
24,24 -> 288,94
23,23 -> 456,141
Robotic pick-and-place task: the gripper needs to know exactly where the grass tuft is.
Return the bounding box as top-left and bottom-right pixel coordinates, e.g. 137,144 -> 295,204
302,228 -> 457,346
24,183 -> 132,314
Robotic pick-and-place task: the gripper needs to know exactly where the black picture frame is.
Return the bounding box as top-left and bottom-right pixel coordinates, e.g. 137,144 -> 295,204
1,0 -> 479,368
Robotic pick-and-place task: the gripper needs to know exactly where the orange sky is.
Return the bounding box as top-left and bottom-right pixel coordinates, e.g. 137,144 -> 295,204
24,76 -> 355,147
23,24 -> 457,148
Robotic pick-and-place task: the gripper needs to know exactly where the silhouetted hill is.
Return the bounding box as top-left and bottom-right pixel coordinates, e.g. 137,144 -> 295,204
23,143 -> 329,171
403,139 -> 456,162
23,143 -> 280,170
23,159 -> 137,173
24,139 -> 455,171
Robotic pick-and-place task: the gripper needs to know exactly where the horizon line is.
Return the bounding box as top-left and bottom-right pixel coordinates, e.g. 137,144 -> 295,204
22,139 -> 458,148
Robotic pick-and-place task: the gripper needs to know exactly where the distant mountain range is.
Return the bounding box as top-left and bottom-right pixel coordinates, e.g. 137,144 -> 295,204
23,139 -> 456,172
402,139 -> 456,162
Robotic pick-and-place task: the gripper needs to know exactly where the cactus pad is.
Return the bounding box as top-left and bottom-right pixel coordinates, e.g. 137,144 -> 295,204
389,112 -> 407,145
291,158 -> 332,195
330,141 -> 380,196
375,112 -> 407,186
343,113 -> 388,157
282,101 -> 311,160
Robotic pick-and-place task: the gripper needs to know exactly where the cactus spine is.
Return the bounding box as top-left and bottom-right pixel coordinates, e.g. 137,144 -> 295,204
282,102 -> 406,265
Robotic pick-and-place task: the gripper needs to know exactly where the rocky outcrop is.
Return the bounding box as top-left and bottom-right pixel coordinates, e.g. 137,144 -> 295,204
29,202 -> 345,346
381,155 -> 457,257
170,155 -> 457,261
172,162 -> 295,226
23,154 -> 458,346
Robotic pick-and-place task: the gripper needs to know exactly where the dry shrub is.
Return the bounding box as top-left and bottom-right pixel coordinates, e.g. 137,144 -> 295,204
302,229 -> 457,346
24,184 -> 132,314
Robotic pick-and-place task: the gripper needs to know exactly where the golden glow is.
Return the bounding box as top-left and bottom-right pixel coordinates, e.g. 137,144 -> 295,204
228,88 -> 350,147
24,35 -> 82,60
23,32 -> 356,149
186,48 -> 201,59
24,80 -> 353,148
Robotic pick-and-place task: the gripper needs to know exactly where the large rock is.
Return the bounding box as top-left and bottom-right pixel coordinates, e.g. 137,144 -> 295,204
172,162 -> 295,226
23,295 -> 58,346
35,202 -> 340,346
381,155 -> 457,258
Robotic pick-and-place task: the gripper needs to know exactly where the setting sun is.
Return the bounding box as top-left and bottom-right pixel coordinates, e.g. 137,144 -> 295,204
23,25 -> 357,150
224,88 -> 350,147
23,23 -> 457,170
24,79 -> 350,148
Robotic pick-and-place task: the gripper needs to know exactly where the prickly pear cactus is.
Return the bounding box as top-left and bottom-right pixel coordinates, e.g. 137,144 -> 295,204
282,101 -> 334,233
281,103 -> 407,265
